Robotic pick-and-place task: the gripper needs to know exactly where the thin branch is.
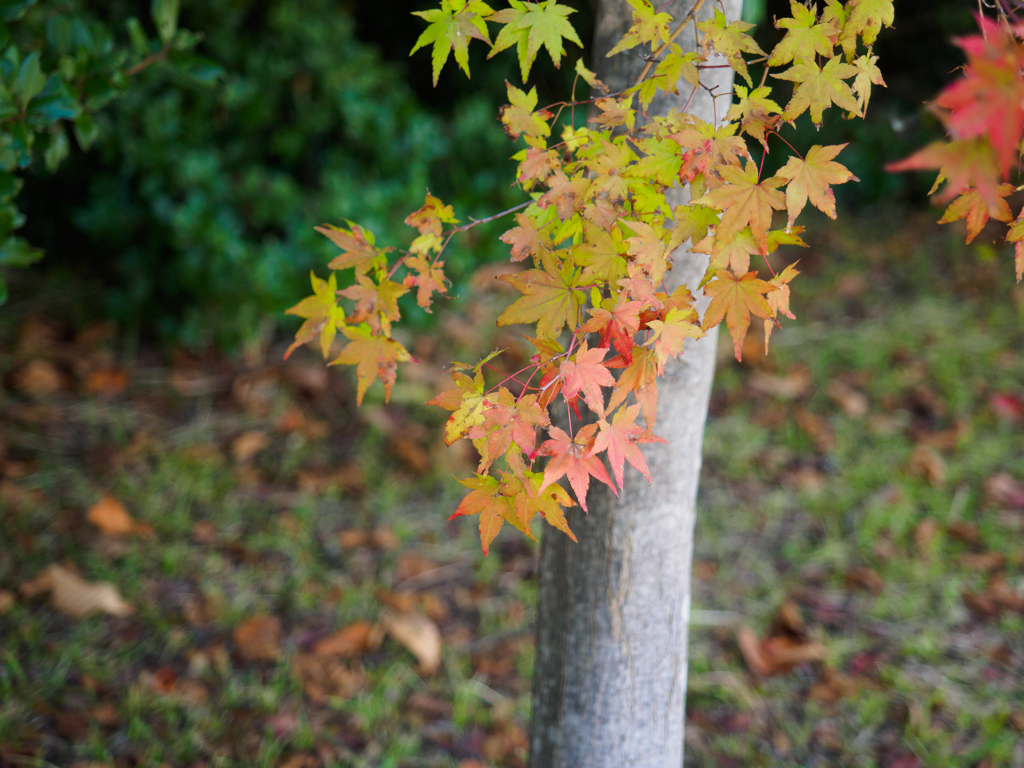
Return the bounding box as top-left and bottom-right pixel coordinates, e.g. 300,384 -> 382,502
633,0 -> 709,87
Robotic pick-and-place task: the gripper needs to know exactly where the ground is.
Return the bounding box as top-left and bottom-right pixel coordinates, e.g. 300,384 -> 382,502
0,210 -> 1023,768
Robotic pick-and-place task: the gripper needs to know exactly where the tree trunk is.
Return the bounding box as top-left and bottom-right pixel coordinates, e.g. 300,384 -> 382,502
529,1 -> 742,765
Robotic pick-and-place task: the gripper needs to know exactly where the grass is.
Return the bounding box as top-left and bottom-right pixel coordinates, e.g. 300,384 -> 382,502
0,209 -> 1023,767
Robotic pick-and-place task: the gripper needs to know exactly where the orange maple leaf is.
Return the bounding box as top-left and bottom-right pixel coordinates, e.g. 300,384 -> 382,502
776,144 -> 858,230
702,269 -> 778,361
699,160 -> 786,255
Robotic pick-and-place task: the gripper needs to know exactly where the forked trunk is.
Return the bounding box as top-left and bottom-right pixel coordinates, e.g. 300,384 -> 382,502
529,0 -> 742,765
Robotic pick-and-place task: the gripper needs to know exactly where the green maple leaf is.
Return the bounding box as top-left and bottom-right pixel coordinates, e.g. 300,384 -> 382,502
701,269 -> 777,361
775,143 -> 858,229
768,0 -> 838,67
627,136 -> 683,187
697,159 -> 786,255
330,325 -> 412,405
774,55 -> 860,126
668,203 -> 721,251
696,10 -> 765,86
499,82 -> 553,139
606,0 -> 672,56
496,256 -> 583,338
851,53 -> 885,114
725,84 -> 783,149
285,271 -> 345,360
411,0 -> 495,87
488,0 -> 583,82
839,0 -> 894,50
572,220 -> 629,285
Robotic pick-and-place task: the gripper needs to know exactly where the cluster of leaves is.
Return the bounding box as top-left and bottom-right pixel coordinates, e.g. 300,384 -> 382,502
290,0 -> 893,553
0,0 -> 218,304
889,13 -> 1024,281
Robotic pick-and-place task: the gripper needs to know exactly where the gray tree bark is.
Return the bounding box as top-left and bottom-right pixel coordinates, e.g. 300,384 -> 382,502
529,1 -> 743,766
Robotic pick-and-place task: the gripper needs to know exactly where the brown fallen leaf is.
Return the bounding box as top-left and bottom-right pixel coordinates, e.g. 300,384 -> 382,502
985,473 -> 1024,510
313,620 -> 379,657
959,552 -> 1007,572
963,573 -> 1024,618
907,444 -> 946,487
86,495 -> 154,538
795,409 -> 836,452
232,615 -> 282,662
84,368 -> 129,397
394,552 -> 440,583
827,380 -> 869,418
947,520 -> 980,544
137,669 -> 209,706
337,527 -> 398,551
376,589 -> 418,613
290,653 -> 366,704
808,666 -> 859,703
381,610 -> 443,674
13,359 -> 64,396
913,517 -> 939,557
232,430 -> 271,463
748,368 -> 811,400
0,589 -> 14,614
845,565 -> 884,595
20,564 -> 133,619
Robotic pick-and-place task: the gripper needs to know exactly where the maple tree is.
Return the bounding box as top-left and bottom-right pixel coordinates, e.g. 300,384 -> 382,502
287,0 -> 895,554
889,11 -> 1024,279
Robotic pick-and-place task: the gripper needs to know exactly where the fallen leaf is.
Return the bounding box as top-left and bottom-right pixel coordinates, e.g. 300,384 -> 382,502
748,368 -> 811,399
381,610 -> 443,674
826,380 -> 869,418
391,437 -> 431,474
376,589 -> 417,613
907,444 -> 945,486
404,690 -> 453,721
947,520 -> 980,544
985,473 -> 1024,509
232,615 -> 282,662
232,430 -> 271,463
960,552 -> 1006,571
137,670 -> 209,706
20,564 -> 133,619
808,666 -> 859,703
794,409 -> 835,451
964,573 -> 1024,618
394,552 -> 440,583
844,565 -> 884,595
12,359 -> 64,396
0,589 -> 13,614
913,517 -> 939,557
191,521 -> 219,544
313,620 -> 379,657
86,495 -> 153,538
990,392 -> 1024,425
290,653 -> 366,704
735,625 -> 826,676
84,368 -> 129,397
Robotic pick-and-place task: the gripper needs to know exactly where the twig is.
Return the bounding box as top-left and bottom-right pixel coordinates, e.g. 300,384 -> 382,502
633,0 -> 709,86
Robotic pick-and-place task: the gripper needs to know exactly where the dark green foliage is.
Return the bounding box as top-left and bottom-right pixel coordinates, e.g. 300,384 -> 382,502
0,0 -> 215,305
22,0 -> 526,348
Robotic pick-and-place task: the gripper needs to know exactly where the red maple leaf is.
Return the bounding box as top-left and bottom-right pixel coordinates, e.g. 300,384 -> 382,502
539,424 -> 616,511
580,297 -> 643,362
588,404 -> 666,490
560,341 -> 615,416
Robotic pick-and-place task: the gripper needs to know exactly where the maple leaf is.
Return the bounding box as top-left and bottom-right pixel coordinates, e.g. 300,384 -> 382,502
574,58 -> 608,93
488,0 -> 583,81
1007,210 -> 1024,282
692,226 -> 805,276
886,138 -> 1003,206
580,295 -> 643,361
472,388 -> 549,470
701,269 -> 777,361
774,56 -> 860,126
607,0 -> 672,56
501,212 -> 552,262
340,276 -> 409,335
285,272 -> 344,360
428,368 -> 487,445
496,258 -> 583,339
560,341 -> 615,416
537,170 -> 589,220
539,423 -> 616,511
617,263 -> 664,309
317,223 -> 385,273
525,473 -> 577,541
621,219 -> 669,283
517,146 -> 559,185
933,17 -> 1024,175
764,261 -> 799,351
775,144 -> 858,230
668,203 -> 721,251
403,255 -> 449,310
698,160 -> 786,254
697,10 -> 765,85
404,192 -> 458,237
589,95 -> 637,130
839,0 -> 894,50
768,1 -> 838,67
645,307 -> 705,369
636,44 -> 701,109
330,325 -> 412,406
589,404 -> 665,490
573,220 -> 629,285
499,82 -> 554,139
627,136 -> 684,187
938,185 -> 1013,244
607,345 -> 659,428
725,85 -> 783,150
411,0 -> 495,86
852,54 -> 886,114
450,475 -> 507,555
